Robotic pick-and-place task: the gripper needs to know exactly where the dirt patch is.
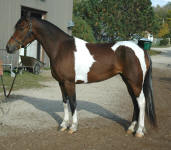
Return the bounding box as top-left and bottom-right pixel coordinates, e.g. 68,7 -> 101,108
0,68 -> 171,150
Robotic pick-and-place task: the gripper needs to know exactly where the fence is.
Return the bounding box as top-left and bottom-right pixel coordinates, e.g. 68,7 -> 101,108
0,49 -> 19,76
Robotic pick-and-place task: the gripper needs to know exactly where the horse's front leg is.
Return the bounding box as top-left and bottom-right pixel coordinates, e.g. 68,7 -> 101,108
59,82 -> 70,131
64,81 -> 78,134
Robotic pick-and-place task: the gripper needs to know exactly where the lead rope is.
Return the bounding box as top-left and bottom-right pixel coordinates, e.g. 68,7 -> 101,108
0,75 -> 7,97
0,68 -> 19,98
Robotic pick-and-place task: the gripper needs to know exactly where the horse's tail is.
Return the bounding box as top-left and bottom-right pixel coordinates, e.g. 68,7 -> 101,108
143,54 -> 157,127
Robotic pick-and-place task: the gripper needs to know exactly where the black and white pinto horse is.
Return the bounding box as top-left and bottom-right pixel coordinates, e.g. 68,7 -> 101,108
6,17 -> 156,137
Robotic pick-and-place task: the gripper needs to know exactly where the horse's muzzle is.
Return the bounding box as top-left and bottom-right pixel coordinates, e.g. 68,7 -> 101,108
6,44 -> 16,54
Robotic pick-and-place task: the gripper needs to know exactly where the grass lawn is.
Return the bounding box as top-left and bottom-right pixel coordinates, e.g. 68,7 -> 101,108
0,71 -> 52,97
148,49 -> 161,56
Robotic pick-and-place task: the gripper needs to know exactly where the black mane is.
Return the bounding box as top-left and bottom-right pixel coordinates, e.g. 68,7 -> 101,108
15,17 -> 72,39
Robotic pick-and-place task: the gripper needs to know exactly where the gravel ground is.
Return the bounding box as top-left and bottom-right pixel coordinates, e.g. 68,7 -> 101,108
0,73 -> 132,135
151,47 -> 171,69
0,47 -> 170,150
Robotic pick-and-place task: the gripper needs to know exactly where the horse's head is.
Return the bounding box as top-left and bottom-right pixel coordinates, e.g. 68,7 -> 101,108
6,17 -> 35,53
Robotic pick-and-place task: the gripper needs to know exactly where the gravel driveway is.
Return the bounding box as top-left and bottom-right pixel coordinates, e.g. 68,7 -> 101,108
0,47 -> 170,136
0,72 -> 132,135
151,47 -> 171,69
0,47 -> 171,150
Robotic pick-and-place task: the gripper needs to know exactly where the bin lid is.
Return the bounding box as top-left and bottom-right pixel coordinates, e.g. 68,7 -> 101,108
139,38 -> 152,42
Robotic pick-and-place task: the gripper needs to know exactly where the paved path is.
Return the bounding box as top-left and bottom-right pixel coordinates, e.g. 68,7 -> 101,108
151,47 -> 171,69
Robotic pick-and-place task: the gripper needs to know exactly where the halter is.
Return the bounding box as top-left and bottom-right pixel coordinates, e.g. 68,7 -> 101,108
12,19 -> 33,48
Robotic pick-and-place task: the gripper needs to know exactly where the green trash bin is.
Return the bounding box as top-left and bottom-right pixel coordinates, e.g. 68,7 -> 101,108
138,38 -> 152,50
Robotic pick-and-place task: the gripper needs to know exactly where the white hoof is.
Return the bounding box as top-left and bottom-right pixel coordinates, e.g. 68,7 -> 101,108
60,127 -> 67,132
135,132 -> 144,138
60,120 -> 69,129
68,129 -> 76,134
127,129 -> 134,134
69,123 -> 78,134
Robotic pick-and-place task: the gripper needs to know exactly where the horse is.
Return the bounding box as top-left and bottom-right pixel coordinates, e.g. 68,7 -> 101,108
6,17 -> 157,137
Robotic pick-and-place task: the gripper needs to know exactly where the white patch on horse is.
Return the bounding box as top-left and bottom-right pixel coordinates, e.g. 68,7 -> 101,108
73,109 -> 78,124
63,102 -> 69,122
136,90 -> 146,135
74,37 -> 96,83
111,41 -> 146,81
70,109 -> 78,131
60,102 -> 69,128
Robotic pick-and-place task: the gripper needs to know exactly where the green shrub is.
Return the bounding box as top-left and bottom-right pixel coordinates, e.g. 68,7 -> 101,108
72,16 -> 96,42
160,38 -> 169,46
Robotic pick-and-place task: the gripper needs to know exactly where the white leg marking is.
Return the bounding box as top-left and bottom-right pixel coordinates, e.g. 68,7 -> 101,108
136,90 -> 146,135
63,102 -> 69,122
60,102 -> 69,128
70,109 -> 78,131
111,41 -> 146,81
74,37 -> 96,83
128,121 -> 137,132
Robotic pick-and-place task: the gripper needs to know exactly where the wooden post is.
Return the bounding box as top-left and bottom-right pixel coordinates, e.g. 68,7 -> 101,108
0,59 -> 3,76
24,47 -> 27,56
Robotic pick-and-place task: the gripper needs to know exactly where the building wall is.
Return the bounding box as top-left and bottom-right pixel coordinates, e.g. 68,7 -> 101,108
0,0 -> 73,67
0,0 -> 20,49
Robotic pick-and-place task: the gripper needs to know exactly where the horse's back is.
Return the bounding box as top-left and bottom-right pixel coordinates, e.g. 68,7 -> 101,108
86,41 -> 148,85
55,38 -> 149,85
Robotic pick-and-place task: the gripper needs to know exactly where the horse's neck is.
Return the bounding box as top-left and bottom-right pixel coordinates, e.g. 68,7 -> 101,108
33,19 -> 70,59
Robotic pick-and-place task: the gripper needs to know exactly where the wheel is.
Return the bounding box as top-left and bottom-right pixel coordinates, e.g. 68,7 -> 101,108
33,63 -> 40,75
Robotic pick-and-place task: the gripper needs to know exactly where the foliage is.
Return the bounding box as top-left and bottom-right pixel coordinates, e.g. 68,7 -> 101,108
166,10 -> 171,37
152,14 -> 163,36
158,23 -> 170,38
72,15 -> 96,42
153,2 -> 171,37
73,0 -> 155,42
166,10 -> 171,26
153,2 -> 171,18
159,38 -> 169,46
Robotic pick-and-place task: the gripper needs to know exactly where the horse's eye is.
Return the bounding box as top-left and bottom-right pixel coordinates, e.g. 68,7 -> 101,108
18,27 -> 24,31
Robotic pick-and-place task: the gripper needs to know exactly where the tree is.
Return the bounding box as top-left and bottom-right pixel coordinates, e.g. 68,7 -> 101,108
153,2 -> 171,37
153,2 -> 171,19
152,14 -> 162,36
166,10 -> 171,37
158,23 -> 170,38
72,16 -> 96,42
73,0 -> 155,42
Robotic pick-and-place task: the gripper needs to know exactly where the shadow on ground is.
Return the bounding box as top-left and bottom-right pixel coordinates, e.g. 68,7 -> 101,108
7,95 -> 130,130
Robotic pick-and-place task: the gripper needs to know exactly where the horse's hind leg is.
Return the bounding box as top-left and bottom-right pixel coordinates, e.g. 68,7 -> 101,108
127,98 -> 139,134
135,90 -> 146,137
59,82 -> 70,131
64,81 -> 78,134
121,75 -> 139,134
126,89 -> 139,134
121,74 -> 146,137
128,85 -> 146,137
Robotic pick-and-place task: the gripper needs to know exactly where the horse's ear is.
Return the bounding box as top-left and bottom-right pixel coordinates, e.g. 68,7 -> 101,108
25,12 -> 31,21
